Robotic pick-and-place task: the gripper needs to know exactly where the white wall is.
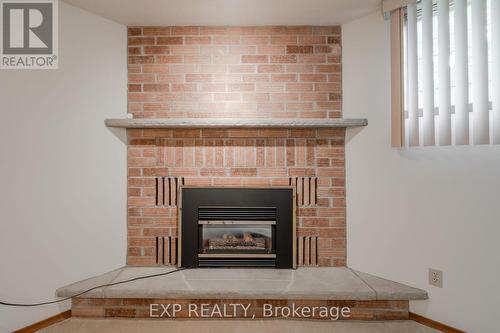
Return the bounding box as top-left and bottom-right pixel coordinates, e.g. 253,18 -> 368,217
0,3 -> 127,332
343,11 -> 500,333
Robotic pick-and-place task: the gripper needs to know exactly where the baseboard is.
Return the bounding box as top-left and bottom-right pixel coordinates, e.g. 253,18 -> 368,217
409,312 -> 466,333
12,310 -> 71,333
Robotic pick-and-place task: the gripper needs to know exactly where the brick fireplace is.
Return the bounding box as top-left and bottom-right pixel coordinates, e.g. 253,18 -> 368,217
55,25 -> 425,324
126,25 -> 345,267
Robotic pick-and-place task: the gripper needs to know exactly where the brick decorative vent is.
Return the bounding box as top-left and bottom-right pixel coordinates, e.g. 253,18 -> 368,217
297,236 -> 319,266
155,236 -> 178,265
155,177 -> 184,206
290,177 -> 318,206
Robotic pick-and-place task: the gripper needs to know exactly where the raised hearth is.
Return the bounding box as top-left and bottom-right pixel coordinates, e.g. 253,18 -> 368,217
57,267 -> 428,300
56,267 -> 428,320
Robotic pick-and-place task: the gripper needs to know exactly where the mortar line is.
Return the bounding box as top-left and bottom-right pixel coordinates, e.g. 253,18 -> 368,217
349,268 -> 378,300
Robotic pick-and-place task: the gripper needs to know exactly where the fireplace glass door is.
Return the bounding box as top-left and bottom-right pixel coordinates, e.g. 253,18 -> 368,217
197,206 -> 277,263
199,221 -> 275,257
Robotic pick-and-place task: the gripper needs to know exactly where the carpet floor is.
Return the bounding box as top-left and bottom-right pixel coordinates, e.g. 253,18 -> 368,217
38,318 -> 440,333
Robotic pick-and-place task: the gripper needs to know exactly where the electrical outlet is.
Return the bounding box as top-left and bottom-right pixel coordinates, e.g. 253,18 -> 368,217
428,268 -> 443,288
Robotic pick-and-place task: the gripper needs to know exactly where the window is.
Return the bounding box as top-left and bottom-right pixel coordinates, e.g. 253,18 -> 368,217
390,0 -> 500,147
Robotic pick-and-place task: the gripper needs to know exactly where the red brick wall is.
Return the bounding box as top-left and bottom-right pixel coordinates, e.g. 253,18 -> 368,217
126,26 -> 345,267
127,26 -> 341,119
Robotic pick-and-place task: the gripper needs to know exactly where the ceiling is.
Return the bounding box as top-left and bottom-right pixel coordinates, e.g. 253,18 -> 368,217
62,0 -> 380,26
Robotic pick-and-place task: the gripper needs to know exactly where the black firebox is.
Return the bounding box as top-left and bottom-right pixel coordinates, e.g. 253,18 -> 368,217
179,187 -> 294,268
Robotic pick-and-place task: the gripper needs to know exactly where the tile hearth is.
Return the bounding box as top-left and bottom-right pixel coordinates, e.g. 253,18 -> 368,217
57,267 -> 427,300
57,267 -> 427,321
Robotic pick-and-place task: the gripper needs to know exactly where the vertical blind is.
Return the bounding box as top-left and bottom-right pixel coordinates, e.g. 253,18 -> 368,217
404,0 -> 500,146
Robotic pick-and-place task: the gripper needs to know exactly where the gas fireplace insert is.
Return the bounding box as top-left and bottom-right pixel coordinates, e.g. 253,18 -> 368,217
179,187 -> 295,268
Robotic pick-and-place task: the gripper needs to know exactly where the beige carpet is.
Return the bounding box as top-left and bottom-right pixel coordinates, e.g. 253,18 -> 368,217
38,318 -> 440,333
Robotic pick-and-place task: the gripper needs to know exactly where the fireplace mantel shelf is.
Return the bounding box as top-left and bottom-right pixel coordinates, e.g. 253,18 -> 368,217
105,118 -> 368,129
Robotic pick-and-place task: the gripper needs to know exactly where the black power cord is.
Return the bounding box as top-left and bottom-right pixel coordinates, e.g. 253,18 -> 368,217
0,267 -> 187,307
